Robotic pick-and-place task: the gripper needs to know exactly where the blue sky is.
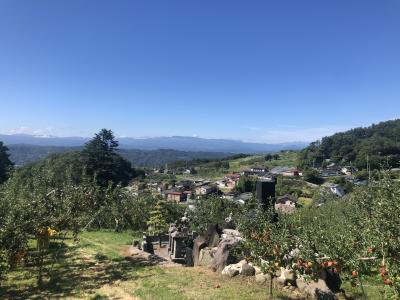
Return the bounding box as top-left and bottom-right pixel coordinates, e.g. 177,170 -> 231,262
0,1 -> 399,143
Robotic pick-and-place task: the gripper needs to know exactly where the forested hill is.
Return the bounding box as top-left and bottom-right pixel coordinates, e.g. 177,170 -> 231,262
7,144 -> 231,168
298,119 -> 400,170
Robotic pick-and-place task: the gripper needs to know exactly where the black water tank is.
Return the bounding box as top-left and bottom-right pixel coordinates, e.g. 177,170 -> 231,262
256,178 -> 276,208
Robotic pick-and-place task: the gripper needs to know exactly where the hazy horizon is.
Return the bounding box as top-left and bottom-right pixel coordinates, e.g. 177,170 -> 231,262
0,118 -> 396,144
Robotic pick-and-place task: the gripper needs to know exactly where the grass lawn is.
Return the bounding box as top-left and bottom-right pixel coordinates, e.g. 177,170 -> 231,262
0,231 -> 288,300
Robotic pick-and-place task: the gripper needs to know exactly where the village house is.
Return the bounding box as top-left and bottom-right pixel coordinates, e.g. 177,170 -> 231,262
194,179 -> 208,186
320,165 -> 342,177
216,179 -> 228,188
282,167 -> 300,177
127,181 -> 147,195
183,190 -> 193,201
276,194 -> 298,206
175,180 -> 193,190
195,184 -> 217,196
242,166 -> 268,176
275,194 -> 298,213
165,191 -> 187,203
224,173 -> 240,187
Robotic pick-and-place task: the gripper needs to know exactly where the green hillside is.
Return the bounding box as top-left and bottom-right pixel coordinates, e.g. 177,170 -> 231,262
299,119 -> 400,170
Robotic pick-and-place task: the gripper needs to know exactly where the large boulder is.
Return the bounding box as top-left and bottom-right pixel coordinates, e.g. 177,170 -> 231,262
240,263 -> 256,276
255,273 -> 269,285
212,237 -> 240,272
192,236 -> 207,266
204,224 -> 222,248
197,248 -> 214,267
254,266 -> 262,275
222,229 -> 241,238
193,225 -> 221,266
276,267 -> 296,286
222,264 -> 241,277
296,278 -> 338,300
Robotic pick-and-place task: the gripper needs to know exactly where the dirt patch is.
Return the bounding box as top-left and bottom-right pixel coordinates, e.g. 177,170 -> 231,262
97,281 -> 140,300
123,246 -> 179,267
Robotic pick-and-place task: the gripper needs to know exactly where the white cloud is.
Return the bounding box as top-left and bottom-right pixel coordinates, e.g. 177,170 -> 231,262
244,125 -> 352,143
2,126 -> 91,137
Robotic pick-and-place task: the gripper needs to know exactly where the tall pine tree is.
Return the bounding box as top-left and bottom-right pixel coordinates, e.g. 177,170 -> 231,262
81,129 -> 133,187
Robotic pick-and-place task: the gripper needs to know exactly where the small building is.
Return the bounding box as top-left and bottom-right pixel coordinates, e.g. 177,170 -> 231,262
242,166 -> 268,176
341,166 -> 358,176
175,180 -> 193,190
276,194 -> 298,206
275,194 -> 298,213
275,202 -> 296,214
183,190 -> 193,201
282,168 -> 300,177
195,185 -> 217,196
250,166 -> 268,173
320,166 -> 342,177
270,166 -> 289,175
216,179 -> 228,188
166,191 -> 187,203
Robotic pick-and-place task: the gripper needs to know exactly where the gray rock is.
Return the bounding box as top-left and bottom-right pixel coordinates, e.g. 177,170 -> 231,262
240,263 -> 256,276
222,264 -> 240,277
193,225 -> 221,266
205,224 -> 222,248
276,267 -> 296,286
192,236 -> 207,266
296,278 -> 338,300
254,266 -> 262,275
222,229 -> 241,237
237,259 -> 247,267
212,237 -> 240,272
255,273 -> 269,285
197,248 -> 214,266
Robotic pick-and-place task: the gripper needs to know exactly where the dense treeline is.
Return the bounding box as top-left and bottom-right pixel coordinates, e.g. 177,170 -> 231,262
299,119 -> 400,170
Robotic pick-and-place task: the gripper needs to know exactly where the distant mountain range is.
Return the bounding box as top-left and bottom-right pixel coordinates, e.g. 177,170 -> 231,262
6,144 -> 232,168
0,134 -> 307,153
